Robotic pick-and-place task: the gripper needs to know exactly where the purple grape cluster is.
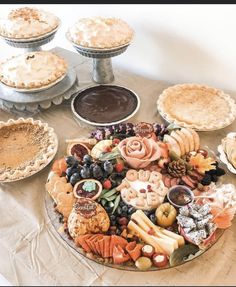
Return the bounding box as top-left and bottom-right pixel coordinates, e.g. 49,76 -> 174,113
152,123 -> 169,140
90,122 -> 169,141
90,123 -> 135,141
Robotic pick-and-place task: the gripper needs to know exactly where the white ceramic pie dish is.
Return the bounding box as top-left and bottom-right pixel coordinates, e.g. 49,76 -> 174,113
217,132 -> 236,174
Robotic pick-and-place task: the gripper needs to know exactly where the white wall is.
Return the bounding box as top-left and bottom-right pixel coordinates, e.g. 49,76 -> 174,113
1,4 -> 236,91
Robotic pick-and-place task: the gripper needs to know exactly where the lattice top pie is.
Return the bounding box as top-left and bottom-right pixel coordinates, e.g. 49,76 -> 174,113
0,51 -> 68,89
0,7 -> 60,39
67,16 -> 134,49
0,118 -> 58,182
157,84 -> 236,131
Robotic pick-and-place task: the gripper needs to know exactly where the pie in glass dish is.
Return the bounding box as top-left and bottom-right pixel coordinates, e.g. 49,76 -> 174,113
67,16 -> 134,49
0,118 -> 58,182
157,83 -> 236,131
0,7 -> 60,40
0,51 -> 68,90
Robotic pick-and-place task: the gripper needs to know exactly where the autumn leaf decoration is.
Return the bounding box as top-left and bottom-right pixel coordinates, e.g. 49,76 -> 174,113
189,153 -> 216,174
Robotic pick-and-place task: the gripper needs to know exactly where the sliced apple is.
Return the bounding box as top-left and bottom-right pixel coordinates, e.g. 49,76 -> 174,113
170,130 -> 185,156
180,128 -> 195,152
176,129 -> 190,154
189,128 -> 200,151
163,134 -> 181,157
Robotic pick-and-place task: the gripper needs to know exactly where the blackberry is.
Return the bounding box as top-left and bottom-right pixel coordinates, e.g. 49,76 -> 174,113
205,169 -> 217,176
211,174 -> 218,182
215,167 -> 226,176
201,174 -> 212,186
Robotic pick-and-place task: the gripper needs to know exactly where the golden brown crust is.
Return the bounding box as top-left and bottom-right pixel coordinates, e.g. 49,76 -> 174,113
157,83 -> 236,131
0,51 -> 67,90
0,118 -> 58,182
0,7 -> 60,39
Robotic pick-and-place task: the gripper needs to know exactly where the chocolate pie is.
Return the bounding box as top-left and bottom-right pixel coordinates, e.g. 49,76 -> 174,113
72,85 -> 139,125
0,7 -> 60,39
0,51 -> 67,90
67,16 -> 134,49
0,118 -> 58,182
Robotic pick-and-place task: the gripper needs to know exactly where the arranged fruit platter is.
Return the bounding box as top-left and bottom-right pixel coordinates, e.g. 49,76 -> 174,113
45,121 -> 236,271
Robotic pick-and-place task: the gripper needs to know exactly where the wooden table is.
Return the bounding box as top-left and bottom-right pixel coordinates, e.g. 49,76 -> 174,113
0,53 -> 235,286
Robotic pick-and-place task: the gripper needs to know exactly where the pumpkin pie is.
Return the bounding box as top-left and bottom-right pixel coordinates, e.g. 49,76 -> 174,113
67,16 -> 134,49
0,51 -> 67,89
0,7 -> 60,39
0,118 -> 58,182
157,84 -> 236,131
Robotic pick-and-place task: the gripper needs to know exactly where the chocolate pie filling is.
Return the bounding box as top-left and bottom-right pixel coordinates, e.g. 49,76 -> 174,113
73,85 -> 138,124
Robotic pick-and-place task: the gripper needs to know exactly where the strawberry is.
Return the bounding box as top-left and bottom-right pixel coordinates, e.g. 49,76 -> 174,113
115,162 -> 124,173
103,179 -> 112,190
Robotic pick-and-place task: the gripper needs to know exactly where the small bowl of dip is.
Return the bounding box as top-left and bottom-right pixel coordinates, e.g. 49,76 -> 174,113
167,185 -> 194,208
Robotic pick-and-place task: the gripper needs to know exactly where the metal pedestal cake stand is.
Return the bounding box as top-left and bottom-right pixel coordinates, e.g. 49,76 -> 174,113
0,68 -> 78,113
66,34 -> 129,84
1,26 -> 60,52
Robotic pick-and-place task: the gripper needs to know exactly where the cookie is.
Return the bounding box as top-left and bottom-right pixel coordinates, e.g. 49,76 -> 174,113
56,192 -> 77,219
52,180 -> 73,203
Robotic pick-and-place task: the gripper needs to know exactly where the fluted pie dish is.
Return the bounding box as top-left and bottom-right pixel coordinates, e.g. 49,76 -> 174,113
0,118 -> 58,182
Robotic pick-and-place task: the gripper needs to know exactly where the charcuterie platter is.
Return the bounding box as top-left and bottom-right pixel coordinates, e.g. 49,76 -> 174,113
45,122 -> 235,271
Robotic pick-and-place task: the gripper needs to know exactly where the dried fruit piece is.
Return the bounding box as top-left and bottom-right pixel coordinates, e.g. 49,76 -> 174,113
189,153 -> 216,174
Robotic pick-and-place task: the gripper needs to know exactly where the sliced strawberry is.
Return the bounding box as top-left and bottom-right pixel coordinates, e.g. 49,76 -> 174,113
113,244 -> 131,264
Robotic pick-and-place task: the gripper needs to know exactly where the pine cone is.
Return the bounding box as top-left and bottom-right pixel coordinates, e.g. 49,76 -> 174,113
167,160 -> 187,178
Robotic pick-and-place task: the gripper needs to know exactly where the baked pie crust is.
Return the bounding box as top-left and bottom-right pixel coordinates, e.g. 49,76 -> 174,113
157,83 -> 236,131
0,51 -> 68,89
0,118 -> 58,182
0,7 -> 60,39
67,16 -> 134,49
